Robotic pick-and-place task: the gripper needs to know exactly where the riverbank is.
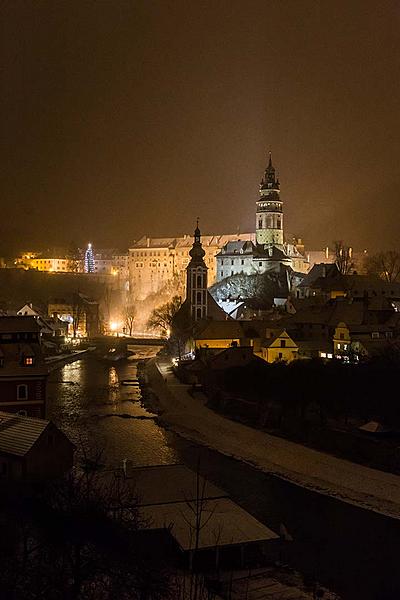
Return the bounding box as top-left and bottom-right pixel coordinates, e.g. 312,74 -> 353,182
145,356 -> 400,520
45,348 -> 93,371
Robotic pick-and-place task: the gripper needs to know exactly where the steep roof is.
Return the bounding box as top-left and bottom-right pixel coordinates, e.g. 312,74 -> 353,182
297,263 -> 340,288
194,319 -> 244,341
0,411 -> 49,456
0,316 -> 41,333
217,240 -> 255,256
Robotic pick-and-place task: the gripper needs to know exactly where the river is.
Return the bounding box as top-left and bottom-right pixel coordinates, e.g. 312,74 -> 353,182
47,353 -> 400,600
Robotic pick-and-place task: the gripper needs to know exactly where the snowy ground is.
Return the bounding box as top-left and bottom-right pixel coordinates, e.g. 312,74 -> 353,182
146,357 -> 400,520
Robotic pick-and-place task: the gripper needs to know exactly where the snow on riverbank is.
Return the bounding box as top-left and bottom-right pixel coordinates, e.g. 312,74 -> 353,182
146,357 -> 400,520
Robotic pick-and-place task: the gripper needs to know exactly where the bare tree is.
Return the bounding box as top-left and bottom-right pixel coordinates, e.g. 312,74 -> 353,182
334,241 -> 353,275
124,303 -> 136,336
72,293 -> 83,338
147,295 -> 182,336
366,250 -> 400,283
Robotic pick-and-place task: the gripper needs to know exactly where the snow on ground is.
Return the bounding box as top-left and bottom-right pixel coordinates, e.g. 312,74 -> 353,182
147,357 -> 400,520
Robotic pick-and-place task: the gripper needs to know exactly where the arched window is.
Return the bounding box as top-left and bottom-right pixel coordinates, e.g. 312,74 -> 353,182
197,274 -> 202,287
17,384 -> 28,400
197,291 -> 202,304
196,307 -> 202,319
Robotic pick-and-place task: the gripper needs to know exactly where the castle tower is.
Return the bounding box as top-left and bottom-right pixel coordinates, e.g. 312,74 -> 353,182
256,152 -> 283,246
186,221 -> 208,321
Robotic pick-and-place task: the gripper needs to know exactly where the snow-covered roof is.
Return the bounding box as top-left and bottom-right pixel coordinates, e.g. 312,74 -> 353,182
0,411 -> 49,456
140,497 -> 278,551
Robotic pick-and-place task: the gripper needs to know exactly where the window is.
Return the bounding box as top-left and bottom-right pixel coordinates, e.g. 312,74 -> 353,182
320,352 -> 327,358
17,384 -> 28,400
197,291 -> 202,303
278,352 -> 283,359
221,260 -> 224,266
340,333 -> 344,340
280,339 -> 286,348
197,274 -> 202,287
24,357 -> 34,366
258,219 -> 262,228
221,271 -> 224,278
196,308 -> 202,319
371,332 -> 379,339
259,262 -> 262,267
241,259 -> 244,265
231,260 -> 234,265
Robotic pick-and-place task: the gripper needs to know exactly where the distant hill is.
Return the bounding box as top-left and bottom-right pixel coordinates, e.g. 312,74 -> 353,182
0,269 -> 111,313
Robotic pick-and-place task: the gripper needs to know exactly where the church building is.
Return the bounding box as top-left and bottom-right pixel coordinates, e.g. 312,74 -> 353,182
216,153 -> 308,281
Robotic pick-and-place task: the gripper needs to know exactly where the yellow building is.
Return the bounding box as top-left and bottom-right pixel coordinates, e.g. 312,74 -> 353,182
15,255 -> 78,273
333,322 -> 351,357
193,321 -> 244,350
261,329 -> 299,363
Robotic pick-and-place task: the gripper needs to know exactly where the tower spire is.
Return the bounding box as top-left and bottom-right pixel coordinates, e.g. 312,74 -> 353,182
186,219 -> 208,321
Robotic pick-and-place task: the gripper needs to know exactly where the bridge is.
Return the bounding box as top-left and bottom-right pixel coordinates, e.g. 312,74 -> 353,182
88,335 -> 167,351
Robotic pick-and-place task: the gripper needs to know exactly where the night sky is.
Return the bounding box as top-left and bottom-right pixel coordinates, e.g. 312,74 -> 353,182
2,1 -> 400,254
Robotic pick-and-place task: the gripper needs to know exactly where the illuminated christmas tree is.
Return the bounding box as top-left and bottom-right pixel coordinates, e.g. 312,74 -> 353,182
84,243 -> 95,273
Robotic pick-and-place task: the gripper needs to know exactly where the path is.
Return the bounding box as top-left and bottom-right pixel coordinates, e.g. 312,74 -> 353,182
146,357 -> 400,519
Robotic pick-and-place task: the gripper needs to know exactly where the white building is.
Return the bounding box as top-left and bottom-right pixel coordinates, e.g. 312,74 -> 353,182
216,153 -> 309,282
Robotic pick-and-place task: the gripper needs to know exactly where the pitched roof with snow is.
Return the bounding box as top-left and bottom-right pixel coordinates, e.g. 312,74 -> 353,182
0,411 -> 49,456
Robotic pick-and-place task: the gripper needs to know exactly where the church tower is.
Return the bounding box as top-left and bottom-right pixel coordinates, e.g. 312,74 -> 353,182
256,153 -> 284,246
186,221 -> 208,321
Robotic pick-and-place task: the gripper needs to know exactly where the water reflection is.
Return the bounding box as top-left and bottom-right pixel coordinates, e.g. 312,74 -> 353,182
108,366 -> 118,405
47,355 -> 177,468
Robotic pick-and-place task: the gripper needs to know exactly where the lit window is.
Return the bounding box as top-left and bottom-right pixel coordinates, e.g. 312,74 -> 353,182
327,353 -> 333,359
24,357 -> 34,366
320,352 -> 327,358
337,343 -> 341,349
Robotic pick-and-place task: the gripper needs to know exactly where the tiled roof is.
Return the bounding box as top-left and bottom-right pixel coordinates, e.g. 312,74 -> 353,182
0,411 -> 49,456
0,316 -> 41,333
131,233 -> 255,250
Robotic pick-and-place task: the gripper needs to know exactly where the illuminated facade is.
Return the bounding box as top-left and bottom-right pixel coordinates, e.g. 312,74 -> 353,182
186,222 -> 208,321
15,255 -> 79,272
129,232 -> 255,301
216,153 -> 309,282
256,153 -> 283,246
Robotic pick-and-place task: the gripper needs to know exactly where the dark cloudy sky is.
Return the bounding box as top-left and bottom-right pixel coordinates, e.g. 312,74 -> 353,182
2,0 -> 400,254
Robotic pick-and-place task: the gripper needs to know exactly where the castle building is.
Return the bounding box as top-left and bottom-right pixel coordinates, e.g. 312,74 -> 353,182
256,153 -> 283,246
129,232 -> 255,301
216,153 -> 308,282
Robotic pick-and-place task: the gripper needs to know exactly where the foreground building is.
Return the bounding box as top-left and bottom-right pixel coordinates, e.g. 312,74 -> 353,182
0,316 -> 47,418
0,411 -> 74,481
